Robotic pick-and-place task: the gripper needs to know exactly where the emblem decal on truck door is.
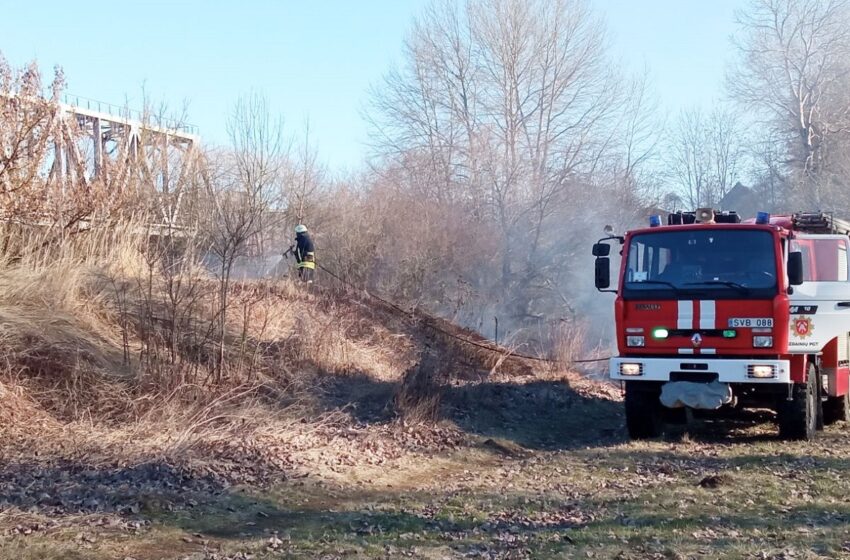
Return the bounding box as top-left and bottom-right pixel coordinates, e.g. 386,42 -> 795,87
791,316 -> 814,338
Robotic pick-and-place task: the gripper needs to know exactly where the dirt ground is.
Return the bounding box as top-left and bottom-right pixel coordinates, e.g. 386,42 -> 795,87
3,372 -> 850,560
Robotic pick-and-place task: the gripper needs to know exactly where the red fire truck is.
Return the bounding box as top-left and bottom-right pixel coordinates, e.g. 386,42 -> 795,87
594,210 -> 850,440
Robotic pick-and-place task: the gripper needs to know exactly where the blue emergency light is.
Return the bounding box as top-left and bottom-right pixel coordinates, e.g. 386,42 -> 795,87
756,211 -> 770,225
649,215 -> 662,228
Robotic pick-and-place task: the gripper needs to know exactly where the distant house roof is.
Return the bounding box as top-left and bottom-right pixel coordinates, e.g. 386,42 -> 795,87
719,182 -> 759,220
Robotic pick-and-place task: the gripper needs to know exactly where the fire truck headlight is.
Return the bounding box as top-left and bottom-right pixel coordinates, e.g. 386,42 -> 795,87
619,363 -> 643,376
748,364 -> 776,378
753,335 -> 773,348
626,336 -> 645,347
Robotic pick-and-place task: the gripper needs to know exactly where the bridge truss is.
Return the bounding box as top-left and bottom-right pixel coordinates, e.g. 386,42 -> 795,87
1,91 -> 201,231
56,95 -> 201,229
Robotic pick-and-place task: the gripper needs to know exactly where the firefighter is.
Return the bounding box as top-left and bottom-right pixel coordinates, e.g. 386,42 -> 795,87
658,251 -> 687,284
658,249 -> 703,285
292,224 -> 315,283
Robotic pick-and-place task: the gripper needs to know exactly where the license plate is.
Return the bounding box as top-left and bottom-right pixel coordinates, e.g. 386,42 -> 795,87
728,317 -> 774,328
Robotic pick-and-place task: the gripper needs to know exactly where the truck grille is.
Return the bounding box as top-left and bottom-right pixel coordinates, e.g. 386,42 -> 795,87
670,372 -> 718,383
680,363 -> 709,370
668,329 -> 727,337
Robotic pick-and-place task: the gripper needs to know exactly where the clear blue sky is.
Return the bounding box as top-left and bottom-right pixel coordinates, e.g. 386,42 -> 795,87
0,0 -> 743,172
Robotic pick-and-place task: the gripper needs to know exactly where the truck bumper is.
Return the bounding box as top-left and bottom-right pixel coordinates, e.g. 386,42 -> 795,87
610,357 -> 791,384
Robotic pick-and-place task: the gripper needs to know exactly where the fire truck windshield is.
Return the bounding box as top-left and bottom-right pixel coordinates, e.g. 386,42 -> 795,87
622,229 -> 778,300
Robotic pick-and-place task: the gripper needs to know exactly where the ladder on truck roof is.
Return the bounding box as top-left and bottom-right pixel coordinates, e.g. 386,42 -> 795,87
792,212 -> 850,235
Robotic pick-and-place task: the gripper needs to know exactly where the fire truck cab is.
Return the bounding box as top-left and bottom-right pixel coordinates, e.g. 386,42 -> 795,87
594,210 -> 850,440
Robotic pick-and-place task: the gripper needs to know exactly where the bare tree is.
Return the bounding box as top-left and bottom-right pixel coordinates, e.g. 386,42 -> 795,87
668,108 -> 712,208
290,120 -> 323,225
730,0 -> 850,205
0,57 -> 64,200
749,132 -> 791,211
367,0 -> 477,207
0,53 -> 79,242
368,0 -> 634,327
610,71 -> 665,203
708,106 -> 745,203
202,93 -> 285,380
667,106 -> 745,209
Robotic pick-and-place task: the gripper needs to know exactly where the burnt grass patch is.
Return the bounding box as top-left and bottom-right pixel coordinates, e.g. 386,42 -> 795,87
0,458 -> 228,517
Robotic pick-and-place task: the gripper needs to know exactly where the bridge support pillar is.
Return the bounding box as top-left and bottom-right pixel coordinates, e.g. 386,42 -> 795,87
92,117 -> 103,178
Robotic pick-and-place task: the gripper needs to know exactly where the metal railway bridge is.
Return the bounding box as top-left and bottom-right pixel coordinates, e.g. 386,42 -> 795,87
55,94 -> 201,229
0,91 -> 201,231
57,94 -> 199,179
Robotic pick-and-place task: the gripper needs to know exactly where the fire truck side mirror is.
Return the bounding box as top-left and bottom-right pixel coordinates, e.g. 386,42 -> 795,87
595,257 -> 611,290
787,251 -> 804,286
592,242 -> 611,257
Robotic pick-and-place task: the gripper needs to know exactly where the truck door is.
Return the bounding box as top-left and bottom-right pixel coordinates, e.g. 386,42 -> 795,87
789,234 -> 850,394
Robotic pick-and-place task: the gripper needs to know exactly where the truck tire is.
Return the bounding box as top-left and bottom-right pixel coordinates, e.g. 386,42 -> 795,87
624,382 -> 662,440
816,365 -> 824,431
778,363 -> 817,441
824,392 -> 850,424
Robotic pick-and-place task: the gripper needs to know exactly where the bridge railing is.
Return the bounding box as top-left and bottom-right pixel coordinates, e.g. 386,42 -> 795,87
61,94 -> 199,136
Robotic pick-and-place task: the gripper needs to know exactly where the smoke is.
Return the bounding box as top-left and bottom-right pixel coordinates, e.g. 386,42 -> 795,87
202,253 -> 290,281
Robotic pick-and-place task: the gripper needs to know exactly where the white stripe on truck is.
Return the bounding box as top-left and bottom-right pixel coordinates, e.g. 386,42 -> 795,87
699,300 -> 716,329
678,300 -> 692,329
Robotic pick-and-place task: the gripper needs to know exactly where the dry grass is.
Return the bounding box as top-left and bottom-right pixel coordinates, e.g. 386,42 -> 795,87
0,220 -> 629,560
551,320 -> 605,369
0,221 -> 449,484
0,217 -> 612,474
394,349 -> 445,423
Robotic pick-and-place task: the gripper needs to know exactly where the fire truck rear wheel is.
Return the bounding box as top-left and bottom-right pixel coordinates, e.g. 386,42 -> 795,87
824,392 -> 850,425
777,363 -> 818,441
624,382 -> 662,440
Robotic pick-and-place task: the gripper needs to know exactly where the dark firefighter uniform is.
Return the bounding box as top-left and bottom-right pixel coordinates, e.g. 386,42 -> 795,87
294,230 -> 315,283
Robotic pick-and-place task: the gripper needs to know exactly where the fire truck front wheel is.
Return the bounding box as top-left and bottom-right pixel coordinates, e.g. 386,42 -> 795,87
777,363 -> 818,441
624,382 -> 662,440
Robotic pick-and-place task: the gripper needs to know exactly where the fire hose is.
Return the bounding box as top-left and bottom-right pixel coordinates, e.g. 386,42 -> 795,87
309,262 -> 611,366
